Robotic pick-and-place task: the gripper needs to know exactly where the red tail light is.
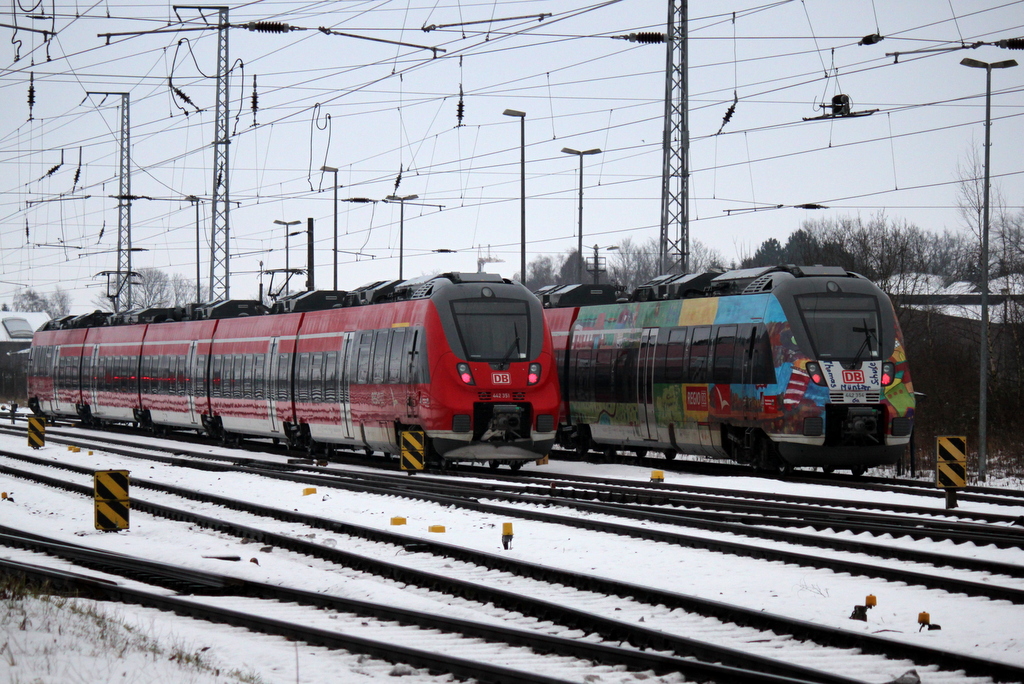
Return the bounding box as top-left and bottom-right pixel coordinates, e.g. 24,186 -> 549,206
881,361 -> 895,386
457,362 -> 475,385
806,361 -> 827,386
527,362 -> 541,385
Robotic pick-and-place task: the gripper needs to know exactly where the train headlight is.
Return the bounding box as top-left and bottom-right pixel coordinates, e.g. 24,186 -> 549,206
457,362 -> 476,385
527,362 -> 541,385
805,361 -> 827,386
881,361 -> 895,386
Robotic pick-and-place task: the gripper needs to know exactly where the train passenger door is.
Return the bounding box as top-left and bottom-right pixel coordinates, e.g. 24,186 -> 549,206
186,341 -> 199,424
87,345 -> 100,408
338,332 -> 354,439
267,337 -> 282,434
636,328 -> 658,440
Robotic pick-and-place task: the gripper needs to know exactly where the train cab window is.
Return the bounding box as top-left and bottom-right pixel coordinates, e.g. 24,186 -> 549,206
687,326 -> 711,383
795,293 -> 882,362
386,329 -> 406,384
450,299 -> 531,362
665,328 -> 688,384
371,330 -> 389,384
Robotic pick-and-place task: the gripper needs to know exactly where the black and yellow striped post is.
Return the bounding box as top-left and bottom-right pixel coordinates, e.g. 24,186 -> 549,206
94,470 -> 130,531
936,436 -> 967,509
27,417 -> 45,449
400,430 -> 426,473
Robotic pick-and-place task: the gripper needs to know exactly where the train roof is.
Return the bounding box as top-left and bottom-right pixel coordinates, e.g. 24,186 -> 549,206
538,265 -> 864,308
38,272 -> 515,330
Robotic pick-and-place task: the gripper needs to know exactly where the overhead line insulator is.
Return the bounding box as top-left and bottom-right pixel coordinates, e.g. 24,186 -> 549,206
622,32 -> 664,44
244,21 -> 293,33
997,37 -> 1024,50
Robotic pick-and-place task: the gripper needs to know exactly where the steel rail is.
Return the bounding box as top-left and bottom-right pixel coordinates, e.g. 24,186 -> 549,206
2,453 -> 1023,683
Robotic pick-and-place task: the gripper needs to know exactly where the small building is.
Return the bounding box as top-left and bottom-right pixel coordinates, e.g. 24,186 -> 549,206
1,312 -> 50,404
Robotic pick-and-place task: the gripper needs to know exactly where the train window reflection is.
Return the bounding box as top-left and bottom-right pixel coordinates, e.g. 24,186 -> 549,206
796,294 -> 881,361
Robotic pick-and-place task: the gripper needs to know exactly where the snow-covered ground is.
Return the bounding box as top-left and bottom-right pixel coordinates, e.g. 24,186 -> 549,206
2,425 -> 1023,684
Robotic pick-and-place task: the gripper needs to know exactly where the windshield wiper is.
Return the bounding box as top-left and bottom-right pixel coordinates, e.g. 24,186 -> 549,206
500,324 -> 522,365
851,318 -> 877,367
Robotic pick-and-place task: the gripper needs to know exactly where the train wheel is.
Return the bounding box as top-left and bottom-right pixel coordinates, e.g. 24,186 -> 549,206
850,466 -> 866,477
774,457 -> 793,477
634,449 -> 648,460
822,465 -> 835,474
489,460 -> 500,470
663,449 -> 677,461
510,461 -> 525,472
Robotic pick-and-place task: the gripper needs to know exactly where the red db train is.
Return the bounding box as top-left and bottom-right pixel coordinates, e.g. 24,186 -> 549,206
27,273 -> 559,468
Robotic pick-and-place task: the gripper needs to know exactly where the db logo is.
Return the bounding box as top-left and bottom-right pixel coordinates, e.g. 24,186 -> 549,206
492,372 -> 511,385
842,369 -> 865,384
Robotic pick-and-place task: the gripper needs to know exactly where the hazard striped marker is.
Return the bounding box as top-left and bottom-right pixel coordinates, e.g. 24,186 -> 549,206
936,436 -> 967,510
400,430 -> 426,472
94,470 -> 130,531
27,417 -> 45,449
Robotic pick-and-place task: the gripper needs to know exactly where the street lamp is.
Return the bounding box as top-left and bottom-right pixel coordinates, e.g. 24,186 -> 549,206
590,244 -> 618,284
503,108 -> 526,282
320,165 -> 340,290
384,195 -> 418,280
561,147 -> 602,283
960,56 -> 1018,481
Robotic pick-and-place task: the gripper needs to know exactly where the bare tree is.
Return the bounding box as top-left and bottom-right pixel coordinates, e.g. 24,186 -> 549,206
13,287 -> 71,319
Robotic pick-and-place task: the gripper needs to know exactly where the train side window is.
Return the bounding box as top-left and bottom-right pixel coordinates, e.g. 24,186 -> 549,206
406,327 -> 429,384
324,351 -> 338,402
688,326 -> 711,383
253,354 -> 265,401
388,329 -> 406,384
653,329 -> 670,384
593,349 -> 613,402
195,354 -> 208,397
243,354 -> 254,397
163,355 -> 172,395
276,353 -> 291,401
356,332 -> 372,384
310,352 -> 324,402
752,327 -> 776,384
296,353 -> 311,403
612,347 -> 631,402
665,328 -> 688,384
713,325 -> 737,384
211,355 -> 222,398
371,330 -> 389,384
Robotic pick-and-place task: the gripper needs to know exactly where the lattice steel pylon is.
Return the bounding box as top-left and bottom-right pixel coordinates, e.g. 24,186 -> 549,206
88,92 -> 132,312
659,0 -> 688,274
208,6 -> 231,300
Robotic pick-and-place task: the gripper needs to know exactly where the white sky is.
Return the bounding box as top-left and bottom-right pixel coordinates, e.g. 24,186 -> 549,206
1,0 -> 1022,312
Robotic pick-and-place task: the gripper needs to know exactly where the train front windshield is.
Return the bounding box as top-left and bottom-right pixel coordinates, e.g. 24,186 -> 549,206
450,299 -> 532,362
796,293 -> 881,362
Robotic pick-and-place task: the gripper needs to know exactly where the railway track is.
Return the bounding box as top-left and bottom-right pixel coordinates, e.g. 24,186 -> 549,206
2,438 -> 1022,682
1,532 -> 831,684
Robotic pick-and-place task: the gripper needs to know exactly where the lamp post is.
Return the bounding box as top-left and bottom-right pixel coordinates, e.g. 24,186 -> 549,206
960,56 -> 1018,481
186,195 -> 202,302
503,109 -> 526,282
590,244 -> 619,284
274,219 -> 302,294
561,147 -> 602,283
320,165 -> 340,290
384,195 -> 418,280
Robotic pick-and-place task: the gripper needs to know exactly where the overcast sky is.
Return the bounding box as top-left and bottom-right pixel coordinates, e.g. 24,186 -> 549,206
1,0 -> 1022,312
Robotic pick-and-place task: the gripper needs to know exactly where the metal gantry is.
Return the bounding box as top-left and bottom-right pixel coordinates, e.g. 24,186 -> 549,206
659,0 -> 689,274
88,91 -> 132,312
208,6 -> 231,300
